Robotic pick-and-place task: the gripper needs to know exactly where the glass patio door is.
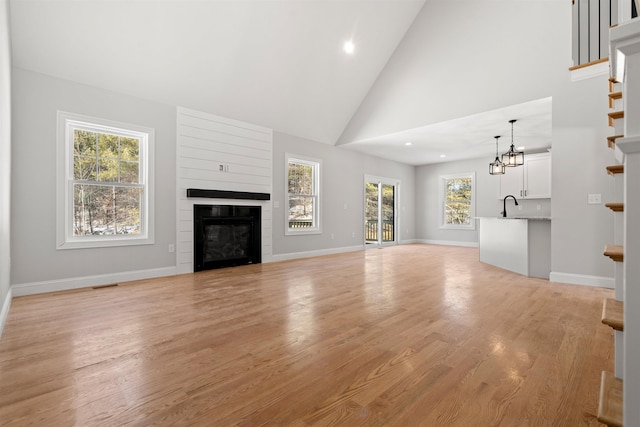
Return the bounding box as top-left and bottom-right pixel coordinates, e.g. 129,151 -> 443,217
365,177 -> 397,246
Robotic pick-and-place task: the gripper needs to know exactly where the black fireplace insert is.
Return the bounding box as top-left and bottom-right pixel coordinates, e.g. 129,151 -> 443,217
194,205 -> 261,272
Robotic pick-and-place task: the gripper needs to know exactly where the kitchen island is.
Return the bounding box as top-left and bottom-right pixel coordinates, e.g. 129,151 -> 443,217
478,217 -> 551,279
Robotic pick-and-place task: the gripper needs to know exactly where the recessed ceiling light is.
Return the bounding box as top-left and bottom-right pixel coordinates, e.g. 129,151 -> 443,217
517,146 -> 525,150
440,154 -> 446,158
405,141 -> 412,146
344,40 -> 355,54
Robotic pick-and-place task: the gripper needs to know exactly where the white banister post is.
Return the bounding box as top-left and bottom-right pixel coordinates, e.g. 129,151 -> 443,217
611,17 -> 640,427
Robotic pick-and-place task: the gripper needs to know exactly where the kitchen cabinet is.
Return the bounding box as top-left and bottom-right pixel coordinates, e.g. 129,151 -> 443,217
499,152 -> 551,199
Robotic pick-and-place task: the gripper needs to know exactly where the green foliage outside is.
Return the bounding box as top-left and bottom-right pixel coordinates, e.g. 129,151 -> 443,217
72,129 -> 142,236
365,182 -> 395,241
288,162 -> 315,225
444,177 -> 472,225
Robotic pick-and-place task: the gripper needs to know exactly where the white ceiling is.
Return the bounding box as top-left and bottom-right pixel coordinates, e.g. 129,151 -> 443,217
8,1 -> 552,167
340,96 -> 553,166
9,0 -> 424,145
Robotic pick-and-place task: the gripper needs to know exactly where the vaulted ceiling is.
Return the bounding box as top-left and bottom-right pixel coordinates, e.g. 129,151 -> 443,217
9,0 -> 424,145
9,0 -> 555,166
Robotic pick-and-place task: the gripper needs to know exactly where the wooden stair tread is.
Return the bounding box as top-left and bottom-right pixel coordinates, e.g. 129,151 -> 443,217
609,77 -> 619,93
604,244 -> 624,262
608,111 -> 624,127
598,371 -> 623,427
605,202 -> 624,212
607,135 -> 624,149
609,91 -> 622,108
602,298 -> 624,331
607,165 -> 624,175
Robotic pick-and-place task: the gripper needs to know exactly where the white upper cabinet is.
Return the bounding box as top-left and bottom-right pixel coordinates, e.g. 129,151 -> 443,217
499,152 -> 551,199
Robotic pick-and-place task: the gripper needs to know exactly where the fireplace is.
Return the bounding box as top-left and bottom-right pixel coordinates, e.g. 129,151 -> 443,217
193,205 -> 261,272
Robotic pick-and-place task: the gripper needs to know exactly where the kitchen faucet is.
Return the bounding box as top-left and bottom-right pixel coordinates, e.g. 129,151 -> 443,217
502,195 -> 519,217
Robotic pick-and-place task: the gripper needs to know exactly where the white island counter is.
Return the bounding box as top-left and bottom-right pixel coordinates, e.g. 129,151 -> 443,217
478,217 -> 551,279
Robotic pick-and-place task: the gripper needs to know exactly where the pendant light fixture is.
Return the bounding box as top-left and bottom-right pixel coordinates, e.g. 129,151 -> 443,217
502,119 -> 524,167
489,136 -> 505,175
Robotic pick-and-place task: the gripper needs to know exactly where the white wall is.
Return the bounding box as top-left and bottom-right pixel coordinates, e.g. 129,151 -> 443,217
341,0 -> 614,285
10,69 -> 177,294
0,0 -> 12,335
272,131 -> 415,258
551,74 -> 615,284
339,0 -> 570,145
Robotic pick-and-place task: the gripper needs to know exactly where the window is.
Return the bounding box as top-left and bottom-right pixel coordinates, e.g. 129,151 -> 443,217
57,112 -> 154,249
286,154 -> 321,235
440,172 -> 475,230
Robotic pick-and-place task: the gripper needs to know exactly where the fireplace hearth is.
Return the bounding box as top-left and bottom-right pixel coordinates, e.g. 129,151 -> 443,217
194,205 -> 261,272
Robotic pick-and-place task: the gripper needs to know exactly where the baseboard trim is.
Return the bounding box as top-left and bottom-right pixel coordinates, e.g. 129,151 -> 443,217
270,245 -> 365,263
416,239 -> 479,248
0,287 -> 12,339
399,239 -> 420,245
549,272 -> 614,289
11,266 -> 178,297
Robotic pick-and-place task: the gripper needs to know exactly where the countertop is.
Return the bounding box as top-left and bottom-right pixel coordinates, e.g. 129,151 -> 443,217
476,216 -> 551,221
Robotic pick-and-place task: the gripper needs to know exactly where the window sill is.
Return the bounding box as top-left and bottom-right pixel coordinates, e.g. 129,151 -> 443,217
285,229 -> 322,236
57,235 -> 154,250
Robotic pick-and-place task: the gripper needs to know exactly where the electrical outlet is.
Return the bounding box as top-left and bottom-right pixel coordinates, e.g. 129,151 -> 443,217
168,244 -> 175,253
588,194 -> 602,204
537,204 -> 541,211
331,233 -> 335,239
352,232 -> 355,238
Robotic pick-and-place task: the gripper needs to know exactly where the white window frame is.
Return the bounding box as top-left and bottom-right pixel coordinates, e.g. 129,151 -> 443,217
285,153 -> 321,236
56,111 -> 155,249
439,172 -> 475,230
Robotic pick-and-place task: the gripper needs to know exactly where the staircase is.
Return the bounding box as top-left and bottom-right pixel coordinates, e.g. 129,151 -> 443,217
598,74 -> 625,427
598,15 -> 640,427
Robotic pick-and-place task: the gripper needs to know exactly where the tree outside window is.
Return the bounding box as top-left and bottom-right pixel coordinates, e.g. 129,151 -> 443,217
57,112 -> 154,249
286,154 -> 320,234
73,129 -> 142,236
441,173 -> 475,229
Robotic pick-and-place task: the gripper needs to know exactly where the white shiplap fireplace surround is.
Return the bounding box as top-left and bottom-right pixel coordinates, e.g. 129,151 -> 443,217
176,107 -> 273,274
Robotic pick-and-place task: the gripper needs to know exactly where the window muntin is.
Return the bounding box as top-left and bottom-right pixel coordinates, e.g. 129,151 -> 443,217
57,112 -> 154,249
286,155 -> 320,234
441,173 -> 475,229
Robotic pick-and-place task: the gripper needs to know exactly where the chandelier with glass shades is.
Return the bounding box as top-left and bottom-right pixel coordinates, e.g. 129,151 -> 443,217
502,119 -> 524,167
489,119 -> 525,175
489,135 -> 505,175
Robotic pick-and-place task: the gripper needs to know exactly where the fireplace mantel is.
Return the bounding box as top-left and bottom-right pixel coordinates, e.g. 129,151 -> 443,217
186,189 -> 270,201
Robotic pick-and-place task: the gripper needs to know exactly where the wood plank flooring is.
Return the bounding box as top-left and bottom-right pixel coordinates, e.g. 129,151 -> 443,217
0,244 -> 614,426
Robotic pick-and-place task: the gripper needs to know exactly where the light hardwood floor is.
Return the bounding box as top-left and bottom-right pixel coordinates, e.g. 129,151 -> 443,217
0,245 -> 614,426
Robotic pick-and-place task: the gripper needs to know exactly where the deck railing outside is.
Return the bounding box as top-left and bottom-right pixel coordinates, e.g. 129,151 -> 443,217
365,220 -> 394,242
289,220 -> 313,229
